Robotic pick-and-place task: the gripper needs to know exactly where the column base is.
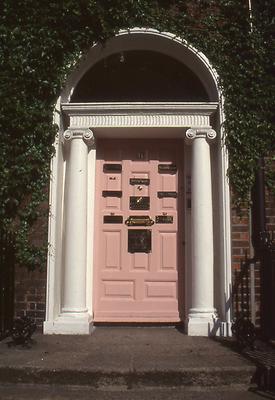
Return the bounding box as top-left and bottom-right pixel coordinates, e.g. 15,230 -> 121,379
185,313 -> 220,336
44,313 -> 94,335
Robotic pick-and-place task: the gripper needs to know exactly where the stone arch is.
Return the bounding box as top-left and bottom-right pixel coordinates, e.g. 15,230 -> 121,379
61,28 -> 220,103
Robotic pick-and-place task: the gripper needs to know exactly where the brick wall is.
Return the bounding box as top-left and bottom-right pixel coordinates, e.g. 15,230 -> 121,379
231,209 -> 250,271
266,187 -> 275,232
231,186 -> 275,328
230,208 -> 261,326
14,266 -> 47,331
13,200 -> 48,331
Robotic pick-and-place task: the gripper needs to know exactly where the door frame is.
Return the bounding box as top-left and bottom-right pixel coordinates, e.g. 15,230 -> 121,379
44,101 -> 232,335
44,28 -> 232,335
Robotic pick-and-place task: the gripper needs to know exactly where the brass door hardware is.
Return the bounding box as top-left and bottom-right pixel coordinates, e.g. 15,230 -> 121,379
125,216 -> 154,226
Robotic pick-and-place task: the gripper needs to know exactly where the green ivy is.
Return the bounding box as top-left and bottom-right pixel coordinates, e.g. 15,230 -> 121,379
0,0 -> 274,269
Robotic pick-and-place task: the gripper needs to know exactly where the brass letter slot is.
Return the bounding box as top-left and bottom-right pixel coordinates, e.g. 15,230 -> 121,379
125,216 -> 154,226
157,191 -> 177,198
103,163 -> 122,173
155,216 -> 173,224
102,190 -> 122,198
130,196 -> 150,210
130,178 -> 150,186
158,164 -> 177,174
128,229 -> 151,253
104,215 -> 123,224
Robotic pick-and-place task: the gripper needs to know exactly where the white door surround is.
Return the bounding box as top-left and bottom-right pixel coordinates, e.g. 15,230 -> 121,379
44,29 -> 232,336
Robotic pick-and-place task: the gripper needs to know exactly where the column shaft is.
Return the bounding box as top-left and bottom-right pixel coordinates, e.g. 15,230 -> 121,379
185,128 -> 217,336
62,136 -> 88,313
191,137 -> 214,314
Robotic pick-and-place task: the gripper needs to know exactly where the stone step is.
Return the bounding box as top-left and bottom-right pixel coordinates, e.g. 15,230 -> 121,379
0,365 -> 256,388
0,328 -> 257,388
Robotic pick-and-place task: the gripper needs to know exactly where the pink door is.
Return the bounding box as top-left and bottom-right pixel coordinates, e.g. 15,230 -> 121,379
93,139 -> 184,322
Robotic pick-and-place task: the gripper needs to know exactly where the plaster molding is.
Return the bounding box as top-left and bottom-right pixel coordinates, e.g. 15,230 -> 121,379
185,128 -> 217,144
82,129 -> 96,147
63,129 -> 74,142
62,102 -> 218,129
63,128 -> 95,147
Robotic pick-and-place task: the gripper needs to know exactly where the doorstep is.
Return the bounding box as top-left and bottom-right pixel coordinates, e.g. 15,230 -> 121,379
0,327 -> 256,389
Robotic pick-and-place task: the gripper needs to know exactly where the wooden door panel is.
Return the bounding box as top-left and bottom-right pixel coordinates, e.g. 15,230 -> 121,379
145,281 -> 177,299
102,280 -> 135,299
94,139 -> 184,322
132,253 -> 150,270
103,231 -> 121,270
159,232 -> 177,270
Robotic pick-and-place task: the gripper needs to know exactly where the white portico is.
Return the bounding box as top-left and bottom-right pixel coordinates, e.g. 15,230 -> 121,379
44,29 -> 232,336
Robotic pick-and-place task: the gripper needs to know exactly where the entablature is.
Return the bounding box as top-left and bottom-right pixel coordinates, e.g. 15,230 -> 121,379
61,102 -> 218,129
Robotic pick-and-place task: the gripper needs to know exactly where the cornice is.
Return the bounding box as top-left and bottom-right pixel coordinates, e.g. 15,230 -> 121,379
61,102 -> 218,129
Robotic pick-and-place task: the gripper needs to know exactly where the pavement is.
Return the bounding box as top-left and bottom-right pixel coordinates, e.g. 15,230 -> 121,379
0,326 -> 258,391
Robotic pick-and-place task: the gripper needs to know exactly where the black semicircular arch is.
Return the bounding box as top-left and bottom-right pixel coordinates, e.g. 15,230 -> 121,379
71,50 -> 209,102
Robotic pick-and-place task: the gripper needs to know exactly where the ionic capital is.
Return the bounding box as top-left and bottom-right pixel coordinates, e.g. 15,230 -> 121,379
185,128 -> 217,144
62,128 -> 95,148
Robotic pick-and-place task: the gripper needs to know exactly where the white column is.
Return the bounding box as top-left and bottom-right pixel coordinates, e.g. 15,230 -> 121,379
185,128 -> 218,336
53,128 -> 95,334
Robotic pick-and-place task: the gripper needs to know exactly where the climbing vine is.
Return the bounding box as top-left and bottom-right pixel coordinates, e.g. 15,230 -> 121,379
0,0 -> 274,269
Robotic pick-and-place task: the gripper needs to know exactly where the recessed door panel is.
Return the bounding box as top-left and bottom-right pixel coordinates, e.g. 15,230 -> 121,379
102,280 -> 134,299
132,253 -> 149,270
145,281 -> 177,299
103,231 -> 121,270
94,139 -> 184,322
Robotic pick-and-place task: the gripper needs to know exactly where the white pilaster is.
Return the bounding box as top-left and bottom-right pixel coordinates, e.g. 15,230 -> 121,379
185,128 -> 218,336
46,128 -> 95,334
